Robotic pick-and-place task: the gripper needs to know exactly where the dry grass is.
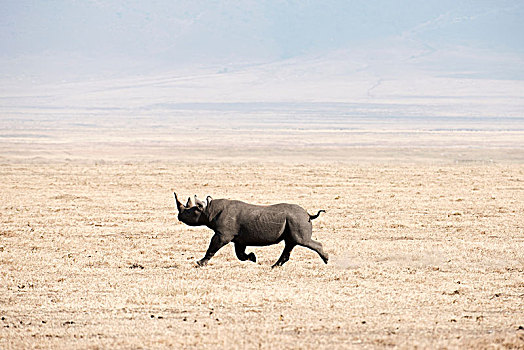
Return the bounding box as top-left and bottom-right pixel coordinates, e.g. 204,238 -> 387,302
1,159 -> 523,349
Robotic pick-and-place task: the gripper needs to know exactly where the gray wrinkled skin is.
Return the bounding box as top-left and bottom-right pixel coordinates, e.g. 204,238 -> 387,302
174,192 -> 328,267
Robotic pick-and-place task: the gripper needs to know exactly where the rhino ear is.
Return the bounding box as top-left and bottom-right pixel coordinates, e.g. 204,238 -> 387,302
194,195 -> 206,209
206,195 -> 213,206
186,196 -> 194,208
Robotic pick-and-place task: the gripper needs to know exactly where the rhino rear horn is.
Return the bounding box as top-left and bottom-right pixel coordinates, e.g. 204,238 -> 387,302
186,197 -> 194,208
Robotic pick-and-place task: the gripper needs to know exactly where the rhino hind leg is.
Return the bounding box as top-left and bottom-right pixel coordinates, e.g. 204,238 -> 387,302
300,239 -> 329,264
287,218 -> 328,264
234,243 -> 256,263
272,243 -> 296,268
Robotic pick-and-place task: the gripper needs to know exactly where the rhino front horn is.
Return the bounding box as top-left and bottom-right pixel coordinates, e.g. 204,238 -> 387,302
174,192 -> 185,213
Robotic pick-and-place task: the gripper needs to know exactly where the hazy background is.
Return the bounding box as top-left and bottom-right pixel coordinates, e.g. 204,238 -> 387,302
2,0 -> 524,80
1,0 -> 523,160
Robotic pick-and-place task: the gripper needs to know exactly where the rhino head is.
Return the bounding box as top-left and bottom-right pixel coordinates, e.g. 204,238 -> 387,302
173,192 -> 209,226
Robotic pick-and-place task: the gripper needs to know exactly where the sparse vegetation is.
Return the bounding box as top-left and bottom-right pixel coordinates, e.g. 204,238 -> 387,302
1,159 -> 523,348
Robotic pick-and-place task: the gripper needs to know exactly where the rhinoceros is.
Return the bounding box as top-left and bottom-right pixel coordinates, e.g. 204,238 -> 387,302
174,192 -> 328,267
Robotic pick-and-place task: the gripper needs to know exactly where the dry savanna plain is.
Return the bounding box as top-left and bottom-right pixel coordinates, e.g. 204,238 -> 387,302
1,109 -> 524,349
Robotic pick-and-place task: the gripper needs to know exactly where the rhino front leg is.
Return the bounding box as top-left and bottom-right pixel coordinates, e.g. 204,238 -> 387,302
197,233 -> 231,267
234,243 -> 256,263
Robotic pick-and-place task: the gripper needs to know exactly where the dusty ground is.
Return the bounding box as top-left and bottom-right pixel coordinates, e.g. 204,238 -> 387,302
1,156 -> 523,349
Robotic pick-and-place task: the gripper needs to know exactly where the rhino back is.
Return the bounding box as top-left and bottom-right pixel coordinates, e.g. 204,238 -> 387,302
209,200 -> 310,246
232,205 -> 286,246
210,200 -> 282,245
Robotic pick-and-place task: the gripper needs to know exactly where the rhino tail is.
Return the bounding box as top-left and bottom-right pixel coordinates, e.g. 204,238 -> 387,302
309,210 -> 326,221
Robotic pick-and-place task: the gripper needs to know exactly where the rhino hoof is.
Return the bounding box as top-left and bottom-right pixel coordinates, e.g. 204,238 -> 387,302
248,253 -> 256,263
196,259 -> 208,267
